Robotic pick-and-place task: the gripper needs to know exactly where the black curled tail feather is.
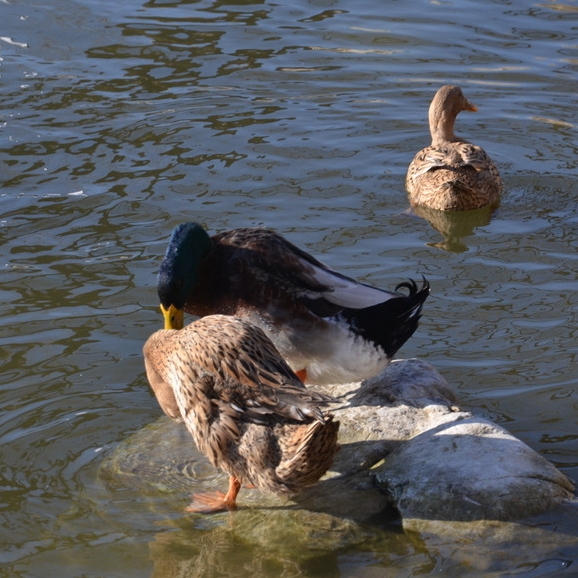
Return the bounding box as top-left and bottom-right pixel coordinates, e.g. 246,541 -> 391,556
340,277 -> 430,358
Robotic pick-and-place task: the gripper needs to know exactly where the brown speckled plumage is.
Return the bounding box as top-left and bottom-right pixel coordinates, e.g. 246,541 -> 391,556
143,314 -> 340,512
406,85 -> 502,211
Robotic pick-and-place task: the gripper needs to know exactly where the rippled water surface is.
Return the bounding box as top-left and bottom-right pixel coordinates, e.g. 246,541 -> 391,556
1,0 -> 578,576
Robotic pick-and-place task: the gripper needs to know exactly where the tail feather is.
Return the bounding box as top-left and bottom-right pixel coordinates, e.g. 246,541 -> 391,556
275,415 -> 340,494
340,277 -> 430,358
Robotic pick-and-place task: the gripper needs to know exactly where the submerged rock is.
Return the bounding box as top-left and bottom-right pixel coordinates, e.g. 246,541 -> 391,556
100,358 -> 575,524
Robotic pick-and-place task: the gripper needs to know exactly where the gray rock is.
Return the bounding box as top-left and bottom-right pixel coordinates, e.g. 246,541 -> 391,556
311,358 -> 574,522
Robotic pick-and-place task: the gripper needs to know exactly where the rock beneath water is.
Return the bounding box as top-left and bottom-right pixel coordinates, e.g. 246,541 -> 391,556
402,504 -> 578,575
101,358 -> 575,524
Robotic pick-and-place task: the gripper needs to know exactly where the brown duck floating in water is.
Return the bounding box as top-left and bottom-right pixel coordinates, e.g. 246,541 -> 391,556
406,85 -> 502,211
157,223 -> 430,386
143,314 -> 340,513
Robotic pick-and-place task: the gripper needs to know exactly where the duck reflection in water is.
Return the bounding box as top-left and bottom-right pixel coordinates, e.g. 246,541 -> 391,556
410,204 -> 494,253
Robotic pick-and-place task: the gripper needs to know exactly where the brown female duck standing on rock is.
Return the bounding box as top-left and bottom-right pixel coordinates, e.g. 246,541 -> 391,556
406,85 -> 502,211
143,314 -> 340,513
157,222 -> 430,386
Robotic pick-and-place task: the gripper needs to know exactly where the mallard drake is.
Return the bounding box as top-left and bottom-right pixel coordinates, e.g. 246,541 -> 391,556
406,85 -> 502,211
157,223 -> 430,385
143,314 -> 340,513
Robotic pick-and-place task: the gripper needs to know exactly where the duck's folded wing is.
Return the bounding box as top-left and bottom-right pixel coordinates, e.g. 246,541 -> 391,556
411,145 -> 469,177
300,264 -> 398,311
220,228 -> 397,315
212,360 -> 333,426
234,385 -> 331,425
172,316 -> 335,424
219,356 -> 334,425
456,143 -> 495,172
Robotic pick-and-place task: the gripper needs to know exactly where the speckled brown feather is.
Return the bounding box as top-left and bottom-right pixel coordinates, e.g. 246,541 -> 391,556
406,85 -> 502,211
143,315 -> 340,497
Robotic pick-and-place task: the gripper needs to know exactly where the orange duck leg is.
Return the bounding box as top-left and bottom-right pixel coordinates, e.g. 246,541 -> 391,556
295,368 -> 307,383
185,476 -> 241,514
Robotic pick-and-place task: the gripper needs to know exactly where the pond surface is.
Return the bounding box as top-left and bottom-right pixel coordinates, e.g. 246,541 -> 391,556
1,0 -> 578,576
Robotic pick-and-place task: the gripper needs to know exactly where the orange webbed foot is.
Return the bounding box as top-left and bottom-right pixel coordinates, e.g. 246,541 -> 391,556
185,491 -> 236,514
185,476 -> 241,514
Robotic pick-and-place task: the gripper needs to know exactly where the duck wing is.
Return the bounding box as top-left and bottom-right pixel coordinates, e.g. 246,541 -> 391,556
147,315 -> 334,427
215,228 -> 401,317
209,320 -> 334,425
449,141 -> 494,171
412,141 -> 495,175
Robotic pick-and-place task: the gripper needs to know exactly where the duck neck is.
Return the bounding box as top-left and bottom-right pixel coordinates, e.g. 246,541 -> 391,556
429,107 -> 457,144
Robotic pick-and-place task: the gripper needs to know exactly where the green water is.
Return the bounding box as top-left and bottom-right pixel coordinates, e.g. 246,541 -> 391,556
1,0 -> 577,575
